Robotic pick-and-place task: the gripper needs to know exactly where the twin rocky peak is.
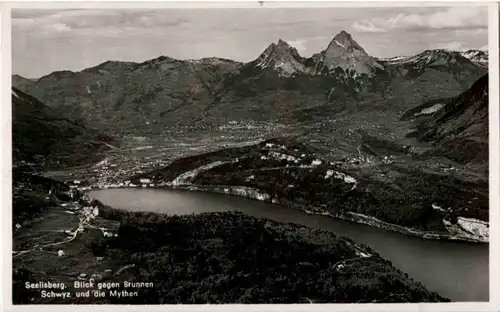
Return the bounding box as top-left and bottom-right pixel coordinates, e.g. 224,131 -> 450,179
255,30 -> 383,77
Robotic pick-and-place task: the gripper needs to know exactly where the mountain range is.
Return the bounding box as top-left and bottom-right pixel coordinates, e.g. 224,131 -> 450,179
12,30 -> 487,135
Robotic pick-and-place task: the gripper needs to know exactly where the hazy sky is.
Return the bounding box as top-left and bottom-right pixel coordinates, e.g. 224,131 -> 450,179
12,6 -> 488,78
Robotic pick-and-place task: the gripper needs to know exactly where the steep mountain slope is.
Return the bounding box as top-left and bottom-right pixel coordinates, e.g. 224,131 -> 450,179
403,74 -> 488,170
13,57 -> 241,134
12,87 -> 115,169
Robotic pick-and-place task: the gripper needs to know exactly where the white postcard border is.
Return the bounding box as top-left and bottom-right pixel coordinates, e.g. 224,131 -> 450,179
1,1 -> 498,312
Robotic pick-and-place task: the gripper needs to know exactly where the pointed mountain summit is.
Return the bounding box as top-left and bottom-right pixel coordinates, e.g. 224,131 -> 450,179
326,30 -> 366,53
255,39 -> 308,77
259,39 -> 302,61
314,30 -> 383,75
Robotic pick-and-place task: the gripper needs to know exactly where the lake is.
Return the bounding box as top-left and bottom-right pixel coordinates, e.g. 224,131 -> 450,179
89,188 -> 489,302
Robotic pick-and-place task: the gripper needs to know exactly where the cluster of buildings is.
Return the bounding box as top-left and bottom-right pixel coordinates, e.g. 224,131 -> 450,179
67,154 -> 172,190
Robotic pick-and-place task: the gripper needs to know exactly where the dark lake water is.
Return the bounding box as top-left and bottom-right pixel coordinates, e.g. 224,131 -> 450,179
89,188 -> 489,302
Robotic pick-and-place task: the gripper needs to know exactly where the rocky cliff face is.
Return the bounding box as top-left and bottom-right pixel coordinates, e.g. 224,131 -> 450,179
255,39 -> 308,77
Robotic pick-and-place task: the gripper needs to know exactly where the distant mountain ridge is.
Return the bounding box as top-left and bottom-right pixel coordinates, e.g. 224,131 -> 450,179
12,30 -> 488,133
14,35 -> 488,85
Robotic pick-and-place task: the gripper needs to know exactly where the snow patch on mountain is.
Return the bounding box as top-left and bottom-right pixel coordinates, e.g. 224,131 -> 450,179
414,103 -> 444,117
333,39 -> 346,49
381,49 -> 482,70
378,55 -> 411,62
461,50 -> 488,68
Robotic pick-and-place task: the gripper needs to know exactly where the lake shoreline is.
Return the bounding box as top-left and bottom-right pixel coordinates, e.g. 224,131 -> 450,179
84,184 -> 489,244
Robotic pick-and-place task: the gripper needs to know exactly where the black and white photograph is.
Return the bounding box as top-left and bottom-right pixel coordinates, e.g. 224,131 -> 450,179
5,1 -> 496,307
